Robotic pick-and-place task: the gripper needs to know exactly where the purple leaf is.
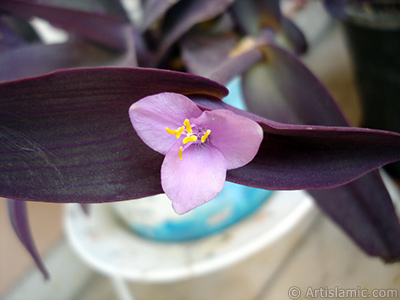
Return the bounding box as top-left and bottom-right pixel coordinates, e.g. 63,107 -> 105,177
240,44 -> 400,259
0,0 -> 129,50
7,198 -> 49,279
0,67 -> 228,203
230,119 -> 400,191
0,17 -> 25,51
0,16 -> 40,51
2,68 -> 400,261
230,0 -> 307,54
323,0 -> 374,20
157,0 -> 236,60
206,48 -> 265,86
0,39 -> 120,82
181,29 -> 239,77
230,0 -> 281,35
126,27 -> 155,68
310,173 -> 400,260
281,17 -> 308,54
192,98 -> 400,190
181,26 -> 266,85
323,0 -> 348,19
80,203 -> 90,215
140,0 -> 180,31
242,45 -> 348,125
32,0 -> 130,19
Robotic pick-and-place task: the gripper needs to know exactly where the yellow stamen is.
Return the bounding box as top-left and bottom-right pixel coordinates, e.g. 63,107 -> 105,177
183,135 -> 197,144
166,127 -> 176,135
183,119 -> 192,134
166,126 -> 184,139
201,129 -> 211,143
179,146 -> 183,161
175,126 -> 184,139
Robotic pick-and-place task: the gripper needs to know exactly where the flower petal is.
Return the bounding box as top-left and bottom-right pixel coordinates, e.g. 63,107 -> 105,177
193,109 -> 263,169
129,92 -> 203,154
161,142 -> 227,214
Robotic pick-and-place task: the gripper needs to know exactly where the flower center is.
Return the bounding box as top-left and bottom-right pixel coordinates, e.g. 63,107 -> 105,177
166,119 -> 211,160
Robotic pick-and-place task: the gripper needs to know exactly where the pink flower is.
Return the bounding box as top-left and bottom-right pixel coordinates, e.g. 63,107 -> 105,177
129,92 -> 263,214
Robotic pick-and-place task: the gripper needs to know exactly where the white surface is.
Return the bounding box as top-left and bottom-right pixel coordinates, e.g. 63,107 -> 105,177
64,190 -> 315,283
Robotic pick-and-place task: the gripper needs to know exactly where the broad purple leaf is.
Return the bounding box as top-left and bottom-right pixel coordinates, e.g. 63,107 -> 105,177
231,120 -> 400,191
2,67 -> 400,201
176,96 -> 400,191
0,67 -> 228,203
7,199 -> 49,279
3,67 -> 400,262
0,0 -> 129,50
157,0 -> 236,61
241,45 -> 400,259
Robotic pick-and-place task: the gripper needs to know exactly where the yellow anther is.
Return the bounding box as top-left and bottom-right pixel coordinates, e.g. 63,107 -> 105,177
166,127 -> 176,135
175,126 -> 184,139
179,146 -> 183,161
166,126 -> 185,139
183,119 -> 193,134
183,135 -> 197,144
201,129 -> 211,143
